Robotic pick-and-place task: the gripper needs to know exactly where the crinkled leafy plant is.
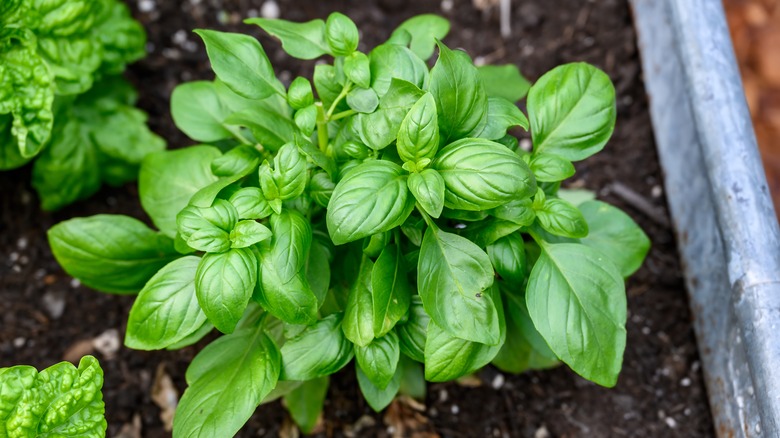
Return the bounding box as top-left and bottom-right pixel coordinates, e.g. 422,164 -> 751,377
47,13 -> 650,437
0,0 -> 164,210
0,356 -> 106,437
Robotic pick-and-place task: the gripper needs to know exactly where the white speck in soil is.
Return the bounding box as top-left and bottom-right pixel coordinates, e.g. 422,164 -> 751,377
247,8 -> 258,18
217,10 -> 229,25
261,0 -> 280,19
521,45 -> 535,56
680,377 -> 691,387
162,48 -> 181,60
438,389 -> 448,403
651,185 -> 663,198
19,255 -> 28,265
13,337 -> 25,348
534,425 -> 551,438
492,373 -> 505,390
519,138 -> 532,151
173,30 -> 188,45
9,252 -> 18,263
664,417 -> 677,428
138,0 -> 156,13
34,269 -> 46,280
17,237 -> 27,250
42,289 -> 67,319
451,404 -> 459,415
70,278 -> 81,288
441,0 -> 454,12
684,408 -> 692,416
11,265 -> 21,273
756,423 -> 762,433
93,329 -> 121,359
641,326 -> 651,335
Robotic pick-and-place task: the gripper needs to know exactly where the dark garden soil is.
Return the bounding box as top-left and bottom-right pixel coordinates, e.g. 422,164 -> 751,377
0,0 -> 715,436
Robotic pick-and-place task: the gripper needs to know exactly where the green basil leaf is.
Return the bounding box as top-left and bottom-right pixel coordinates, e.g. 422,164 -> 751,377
433,138 -> 536,211
369,44 -> 428,97
486,233 -> 527,285
372,244 -> 412,337
346,87 -> 379,113
166,321 -> 214,350
475,97 -> 529,140
344,51 -> 371,89
355,79 -> 425,150
492,291 -> 559,373
528,153 -> 575,183
247,17 -> 329,60
48,215 -> 179,294
429,41 -> 488,142
174,326 -> 280,437
313,64 -> 348,111
307,237 -> 333,305
258,143 -> 308,201
269,210 -> 312,283
0,356 -> 106,437
194,30 -> 283,100
459,218 -> 522,248
280,314 -> 354,380
526,242 -> 626,387
230,220 -> 272,248
477,64 -> 531,102
310,172 -> 335,208
535,198 -> 589,239
0,115 -> 32,170
491,198 -> 536,226
362,231 -> 390,259
125,256 -> 207,350
178,199 -> 239,238
396,296 -> 428,363
325,12 -> 358,56
343,254 -> 376,347
407,169 -> 445,219
140,146 -> 222,238
224,107 -> 300,151
528,63 -> 616,161
397,92 -> 439,165
287,77 -> 314,109
577,200 -> 650,277
229,187 -> 273,220
195,248 -> 257,333
424,310 -> 504,382
283,377 -> 329,434
211,145 -> 262,177
356,361 -> 401,412
294,104 -> 317,136
418,226 -> 499,344
390,14 -> 450,60
355,331 -> 401,389
398,355 -> 426,399
557,188 -> 596,206
327,160 -> 415,245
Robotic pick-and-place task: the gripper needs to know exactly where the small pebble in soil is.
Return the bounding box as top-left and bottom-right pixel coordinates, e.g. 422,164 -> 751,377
651,184 -> 664,198
261,0 -> 280,19
534,425 -> 551,438
16,237 -> 27,250
680,377 -> 691,387
642,326 -> 651,335
441,0 -> 454,13
70,278 -> 81,288
491,373 -> 505,390
13,337 -> 25,348
138,0 -> 156,13
438,389 -> 449,402
451,404 -> 460,415
93,329 -> 121,359
247,8 -> 258,18
42,289 -> 66,319
519,138 -> 532,151
665,417 -> 678,428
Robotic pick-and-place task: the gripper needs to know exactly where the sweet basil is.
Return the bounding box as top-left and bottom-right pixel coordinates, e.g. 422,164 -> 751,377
48,12 -> 648,435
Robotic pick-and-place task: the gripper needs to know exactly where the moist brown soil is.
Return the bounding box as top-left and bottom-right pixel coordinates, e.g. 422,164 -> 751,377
0,0 -> 714,437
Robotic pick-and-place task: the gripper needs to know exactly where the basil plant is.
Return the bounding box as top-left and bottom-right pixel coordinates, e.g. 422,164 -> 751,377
0,0 -> 164,210
48,13 -> 650,437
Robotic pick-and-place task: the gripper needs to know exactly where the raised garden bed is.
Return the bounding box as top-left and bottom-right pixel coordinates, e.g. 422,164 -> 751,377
0,0 -> 714,436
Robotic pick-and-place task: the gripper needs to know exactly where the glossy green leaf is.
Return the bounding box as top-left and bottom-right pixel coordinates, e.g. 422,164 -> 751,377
229,187 -> 273,220
390,14 -> 450,60
397,93 -> 439,165
355,331 -> 401,389
429,41 -> 487,142
535,198 -> 589,239
491,199 -> 536,227
125,256 -> 207,350
433,138 -> 536,211
407,169 -> 445,219
343,254 -> 375,347
396,296 -> 428,363
224,107 -> 300,151
528,63 -> 616,161
528,153 -> 575,183
577,200 -> 650,277
459,218 -> 522,248
174,327 -> 280,438
346,87 -> 379,113
372,244 -> 412,337
344,51 -> 371,89
418,226 -> 499,344
307,237 -> 332,305
477,64 -> 531,102
258,143 -> 308,201
325,12 -> 358,56
280,314 -> 354,380
526,242 -> 626,387
475,97 -> 529,140
287,76 -> 314,109
48,215 -> 179,294
398,355 -> 426,399
211,145 -> 262,177
356,361 -> 401,412
0,356 -> 106,438
195,248 -> 257,333
194,30 -> 283,100
247,17 -> 329,60
139,146 -> 221,238
492,291 -> 559,373
355,79 -> 425,150
283,377 -> 329,434
486,233 -> 527,285
327,160 -> 415,245
230,220 -> 272,248
369,44 -> 428,97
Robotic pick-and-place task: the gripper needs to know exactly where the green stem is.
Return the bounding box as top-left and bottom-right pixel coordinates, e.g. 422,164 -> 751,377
315,102 -> 329,153
326,82 -> 353,120
330,109 -> 357,121
416,204 -> 438,231
225,124 -> 252,145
